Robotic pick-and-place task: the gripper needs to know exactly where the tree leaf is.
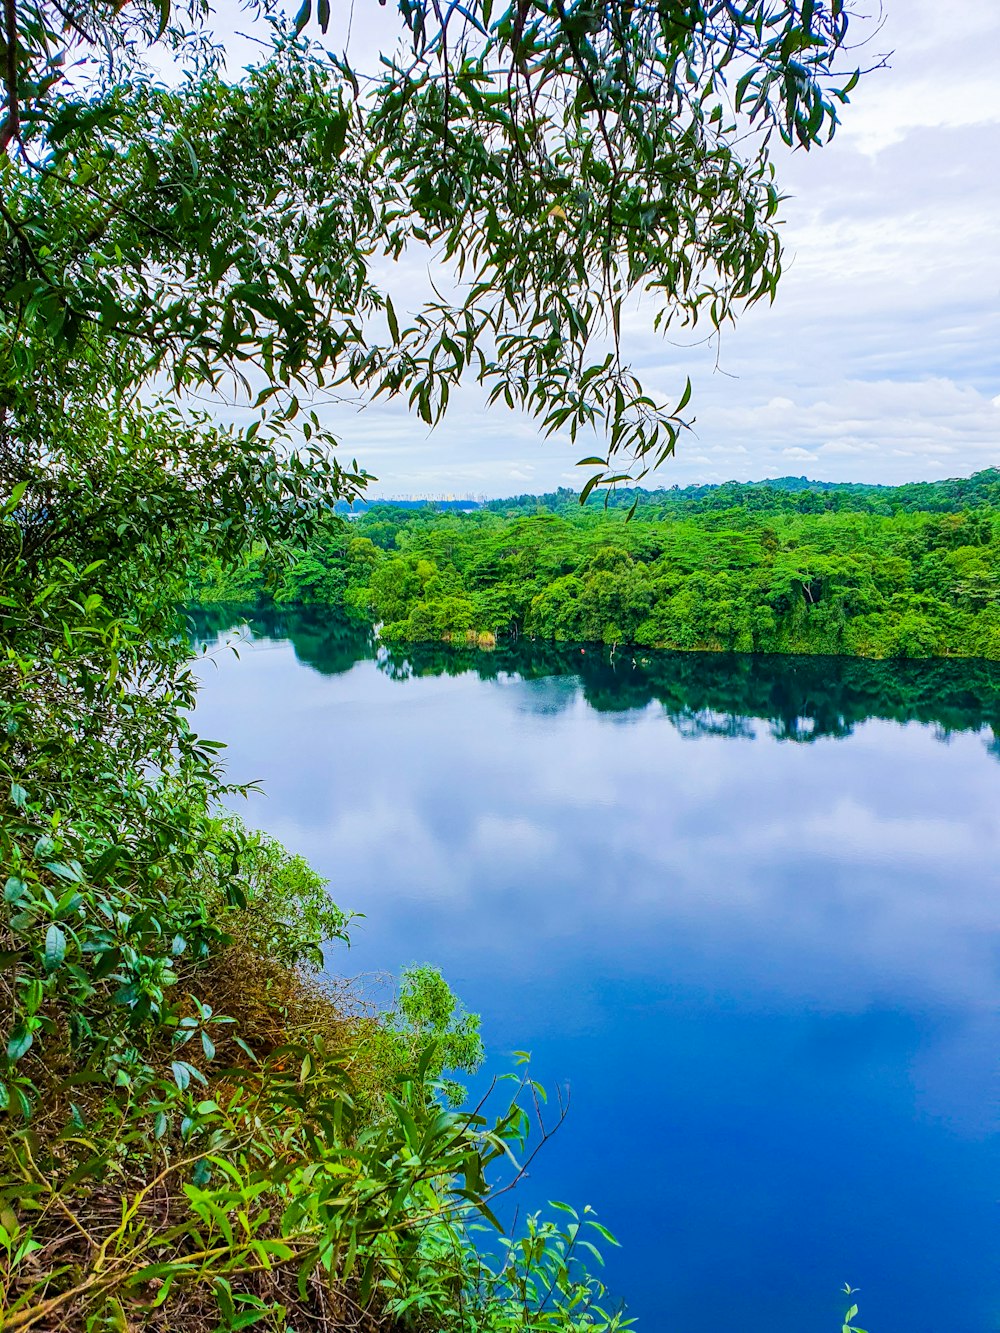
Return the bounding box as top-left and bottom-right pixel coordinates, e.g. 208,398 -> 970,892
3,877 -> 27,904
44,924 -> 67,973
7,1024 -> 34,1062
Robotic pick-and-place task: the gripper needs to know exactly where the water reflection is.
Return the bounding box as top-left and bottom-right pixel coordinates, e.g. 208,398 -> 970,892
189,607 -> 1000,1333
189,605 -> 1000,749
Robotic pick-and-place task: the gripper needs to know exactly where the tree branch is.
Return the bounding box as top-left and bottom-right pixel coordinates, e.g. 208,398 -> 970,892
1,0 -> 19,154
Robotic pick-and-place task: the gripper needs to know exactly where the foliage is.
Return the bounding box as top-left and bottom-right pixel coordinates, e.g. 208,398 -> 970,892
1,0 -> 863,496
377,1202 -> 632,1332
841,1286 -> 868,1333
389,965 -> 485,1104
218,825 -> 354,971
0,0 -> 878,1325
0,1012 -> 609,1331
196,486 -> 1000,661
487,468 -> 1000,517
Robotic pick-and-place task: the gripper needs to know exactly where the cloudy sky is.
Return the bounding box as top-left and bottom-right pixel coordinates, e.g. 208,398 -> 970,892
216,0 -> 1000,496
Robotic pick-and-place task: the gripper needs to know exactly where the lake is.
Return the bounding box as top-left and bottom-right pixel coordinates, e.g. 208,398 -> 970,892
190,607 -> 999,1333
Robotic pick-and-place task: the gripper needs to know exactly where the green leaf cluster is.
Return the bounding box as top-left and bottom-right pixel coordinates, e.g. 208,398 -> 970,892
2,0 -> 862,496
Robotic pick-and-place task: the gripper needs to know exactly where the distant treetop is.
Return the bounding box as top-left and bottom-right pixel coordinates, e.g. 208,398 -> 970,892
483,468 -> 1000,517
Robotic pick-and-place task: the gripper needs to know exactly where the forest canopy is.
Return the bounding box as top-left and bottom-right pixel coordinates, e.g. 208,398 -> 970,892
197,473 -> 1000,661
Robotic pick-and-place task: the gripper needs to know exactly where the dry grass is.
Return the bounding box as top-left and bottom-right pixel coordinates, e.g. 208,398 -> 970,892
0,942 -> 421,1333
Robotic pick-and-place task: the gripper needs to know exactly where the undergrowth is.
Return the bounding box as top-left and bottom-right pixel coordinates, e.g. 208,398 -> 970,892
0,813 -> 627,1333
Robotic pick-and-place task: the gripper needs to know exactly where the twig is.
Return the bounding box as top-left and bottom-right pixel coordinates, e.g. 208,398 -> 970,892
1,0 -> 20,154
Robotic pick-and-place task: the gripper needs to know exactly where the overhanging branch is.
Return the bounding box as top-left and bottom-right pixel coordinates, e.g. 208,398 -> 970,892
1,0 -> 19,154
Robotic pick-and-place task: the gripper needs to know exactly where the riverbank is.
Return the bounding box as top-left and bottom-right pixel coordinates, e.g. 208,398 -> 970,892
194,482 -> 1000,661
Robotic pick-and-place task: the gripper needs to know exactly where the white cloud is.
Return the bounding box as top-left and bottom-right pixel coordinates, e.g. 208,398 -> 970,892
837,0 -> 1000,154
843,75 -> 1000,155
819,442 -> 865,456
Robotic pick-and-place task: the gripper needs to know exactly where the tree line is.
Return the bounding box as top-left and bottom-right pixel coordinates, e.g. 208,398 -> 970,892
197,480 -> 1000,660
487,468 -> 1000,518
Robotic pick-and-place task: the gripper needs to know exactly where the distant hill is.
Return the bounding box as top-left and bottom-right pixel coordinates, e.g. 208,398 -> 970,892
330,469 -> 1000,519
484,468 -> 1000,517
335,497 -> 482,514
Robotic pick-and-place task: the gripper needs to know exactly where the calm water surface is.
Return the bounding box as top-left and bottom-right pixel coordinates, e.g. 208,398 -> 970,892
191,609 -> 999,1333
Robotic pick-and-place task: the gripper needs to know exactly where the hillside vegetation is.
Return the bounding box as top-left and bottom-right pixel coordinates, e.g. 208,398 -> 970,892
197,474 -> 1000,660
487,468 -> 1000,518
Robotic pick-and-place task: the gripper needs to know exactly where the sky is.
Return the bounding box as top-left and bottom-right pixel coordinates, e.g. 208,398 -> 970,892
210,0 -> 1000,497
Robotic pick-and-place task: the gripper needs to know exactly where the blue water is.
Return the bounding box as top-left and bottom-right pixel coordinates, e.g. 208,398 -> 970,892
191,611 -> 999,1333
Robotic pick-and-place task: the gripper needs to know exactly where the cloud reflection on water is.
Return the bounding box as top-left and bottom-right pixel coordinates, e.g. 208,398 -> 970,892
191,618 -> 999,1333
194,643 -> 1000,1012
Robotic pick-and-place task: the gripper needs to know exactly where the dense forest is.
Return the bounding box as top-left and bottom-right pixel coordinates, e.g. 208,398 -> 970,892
485,468 -> 1000,517
197,473 -> 1000,661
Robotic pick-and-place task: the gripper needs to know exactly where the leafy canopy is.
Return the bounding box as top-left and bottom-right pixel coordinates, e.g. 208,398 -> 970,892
1,0 -> 863,493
